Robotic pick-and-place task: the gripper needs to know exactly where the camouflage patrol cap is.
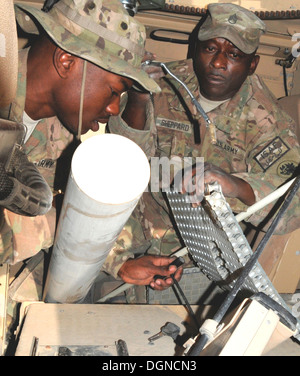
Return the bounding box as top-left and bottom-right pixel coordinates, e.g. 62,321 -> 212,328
14,0 -> 160,93
198,3 -> 266,54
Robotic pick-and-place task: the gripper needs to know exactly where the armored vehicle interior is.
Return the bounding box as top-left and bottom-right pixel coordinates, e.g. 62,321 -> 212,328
0,0 -> 299,357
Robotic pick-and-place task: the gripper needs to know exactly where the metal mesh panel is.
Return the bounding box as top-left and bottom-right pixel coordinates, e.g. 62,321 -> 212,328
166,182 -> 300,335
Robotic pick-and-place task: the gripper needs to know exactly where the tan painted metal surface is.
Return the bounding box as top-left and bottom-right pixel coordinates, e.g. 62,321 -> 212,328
165,0 -> 299,10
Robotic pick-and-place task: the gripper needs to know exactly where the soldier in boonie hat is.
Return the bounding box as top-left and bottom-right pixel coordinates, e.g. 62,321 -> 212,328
198,3 -> 266,54
0,0 -> 165,268
14,0 -> 160,94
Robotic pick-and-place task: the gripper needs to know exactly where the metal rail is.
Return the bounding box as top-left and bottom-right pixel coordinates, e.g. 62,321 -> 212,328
162,4 -> 300,20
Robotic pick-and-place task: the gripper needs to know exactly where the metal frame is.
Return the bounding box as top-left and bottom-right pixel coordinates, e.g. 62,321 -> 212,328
166,182 -> 300,342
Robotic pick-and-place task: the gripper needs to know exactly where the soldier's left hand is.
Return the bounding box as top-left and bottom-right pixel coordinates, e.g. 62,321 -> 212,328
118,255 -> 183,290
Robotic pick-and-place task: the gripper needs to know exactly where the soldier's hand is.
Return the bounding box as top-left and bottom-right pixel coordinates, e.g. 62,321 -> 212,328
118,255 -> 183,291
182,162 -> 255,206
0,162 -> 13,201
203,163 -> 255,205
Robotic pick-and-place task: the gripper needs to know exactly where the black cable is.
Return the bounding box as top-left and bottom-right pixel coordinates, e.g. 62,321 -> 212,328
150,29 -> 190,44
172,277 -> 200,330
42,0 -> 59,12
283,66 -> 289,97
188,174 -> 300,356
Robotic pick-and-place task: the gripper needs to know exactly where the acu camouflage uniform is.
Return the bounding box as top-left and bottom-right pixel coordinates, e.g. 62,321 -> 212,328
0,48 -> 74,264
104,59 -> 300,280
0,0 -> 160,265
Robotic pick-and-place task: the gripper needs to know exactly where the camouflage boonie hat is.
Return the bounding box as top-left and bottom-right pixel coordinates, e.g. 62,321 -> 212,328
198,3 -> 266,54
14,0 -> 160,93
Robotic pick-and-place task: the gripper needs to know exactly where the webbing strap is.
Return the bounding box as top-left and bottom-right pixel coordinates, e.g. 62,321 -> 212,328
77,59 -> 87,141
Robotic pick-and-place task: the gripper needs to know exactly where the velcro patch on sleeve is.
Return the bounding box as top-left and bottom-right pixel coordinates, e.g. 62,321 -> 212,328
254,137 -> 290,171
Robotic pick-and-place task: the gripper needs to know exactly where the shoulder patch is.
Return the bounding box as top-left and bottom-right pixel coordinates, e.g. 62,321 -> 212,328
156,117 -> 192,133
277,160 -> 297,178
254,137 -> 290,171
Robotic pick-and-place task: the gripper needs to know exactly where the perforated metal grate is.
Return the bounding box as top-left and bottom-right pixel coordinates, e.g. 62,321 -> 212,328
166,182 -> 300,336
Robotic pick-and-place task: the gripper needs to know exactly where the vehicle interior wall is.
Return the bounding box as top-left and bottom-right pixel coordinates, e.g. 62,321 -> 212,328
15,0 -> 300,100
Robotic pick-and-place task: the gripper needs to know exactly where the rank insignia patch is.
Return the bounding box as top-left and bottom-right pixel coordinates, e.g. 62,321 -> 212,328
254,137 -> 290,171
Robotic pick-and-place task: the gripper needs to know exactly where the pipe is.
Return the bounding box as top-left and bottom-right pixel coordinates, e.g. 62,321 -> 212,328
235,178 -> 296,222
43,134 -> 150,303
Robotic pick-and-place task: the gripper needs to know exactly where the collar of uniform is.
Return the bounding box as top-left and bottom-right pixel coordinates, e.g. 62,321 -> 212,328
219,76 -> 252,119
9,47 -> 29,124
206,75 -> 253,131
206,77 -> 256,137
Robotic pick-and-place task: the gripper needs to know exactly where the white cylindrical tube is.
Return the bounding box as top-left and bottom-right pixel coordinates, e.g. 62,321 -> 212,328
43,134 -> 150,303
235,178 -> 296,222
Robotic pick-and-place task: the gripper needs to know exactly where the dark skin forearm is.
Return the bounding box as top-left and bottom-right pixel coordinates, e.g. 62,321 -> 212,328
203,164 -> 256,206
183,162 -> 256,207
121,90 -> 150,130
228,176 -> 255,206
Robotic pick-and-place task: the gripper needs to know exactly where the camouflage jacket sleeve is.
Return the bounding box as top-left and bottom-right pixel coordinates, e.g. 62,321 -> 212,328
214,75 -> 300,233
101,199 -> 151,279
0,206 -> 56,264
107,92 -> 157,159
0,47 -> 75,264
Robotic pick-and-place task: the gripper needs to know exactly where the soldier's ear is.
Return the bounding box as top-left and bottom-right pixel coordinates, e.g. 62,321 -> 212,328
248,55 -> 260,76
53,47 -> 77,79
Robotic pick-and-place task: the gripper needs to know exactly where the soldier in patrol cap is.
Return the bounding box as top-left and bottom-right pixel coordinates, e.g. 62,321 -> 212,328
105,3 -> 300,297
0,0 -> 184,292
